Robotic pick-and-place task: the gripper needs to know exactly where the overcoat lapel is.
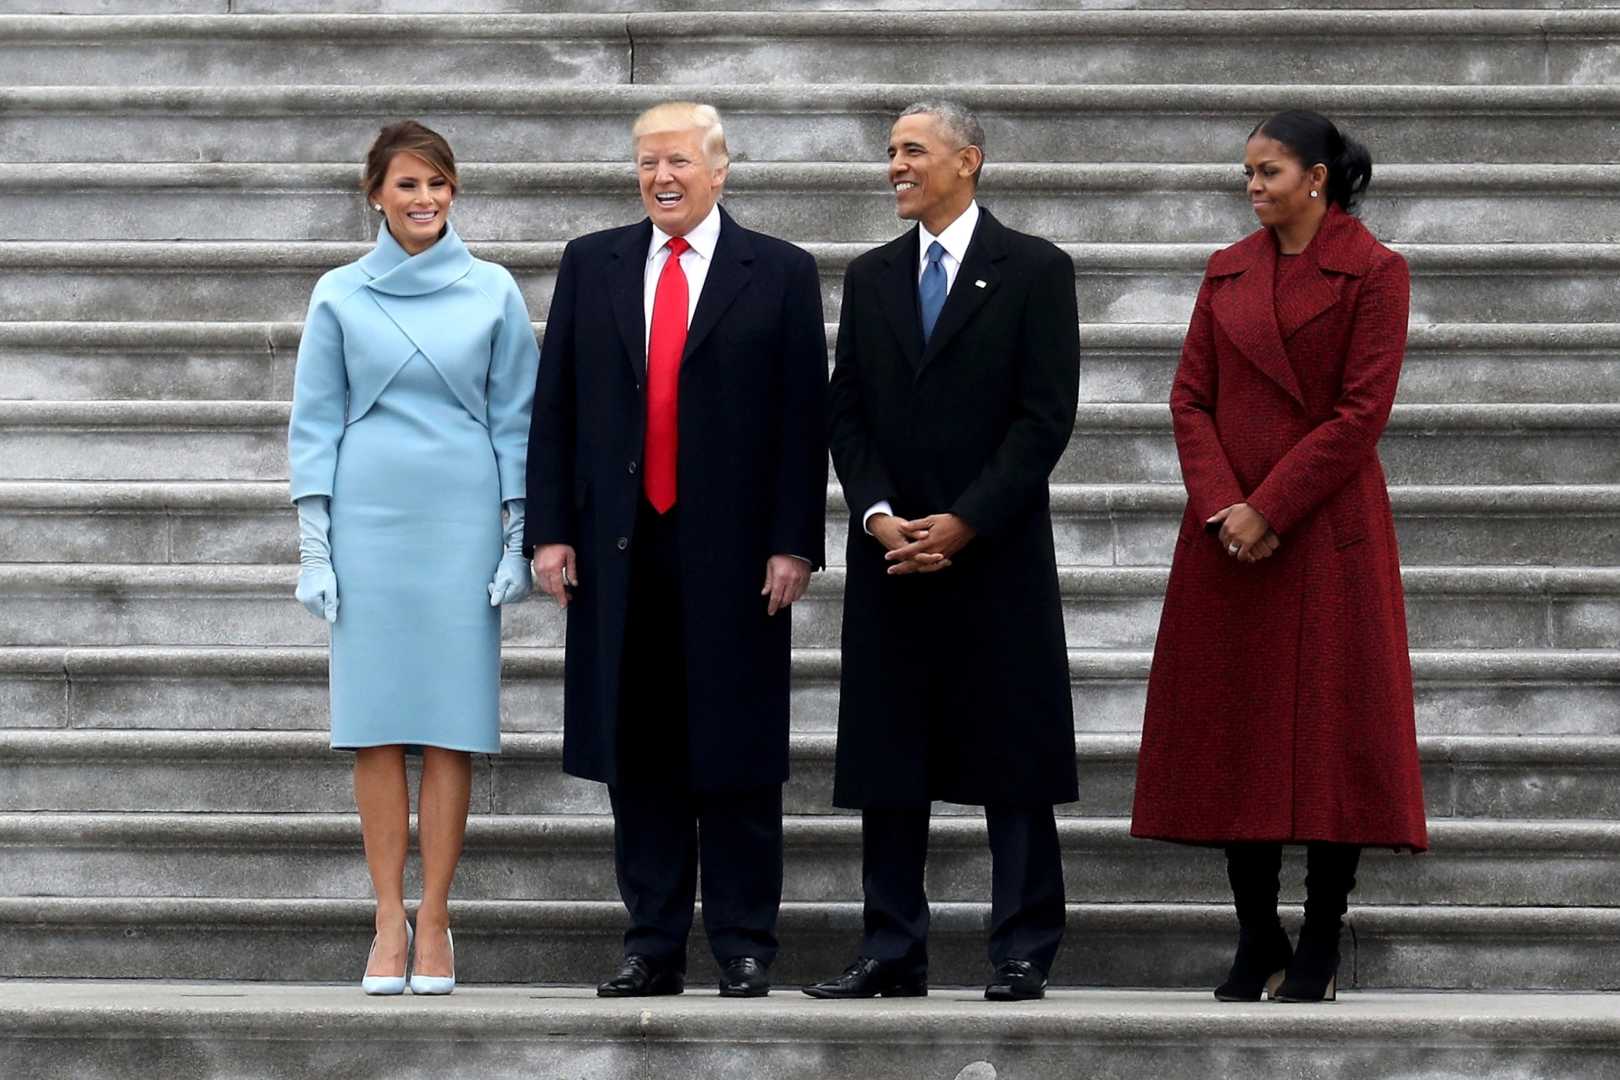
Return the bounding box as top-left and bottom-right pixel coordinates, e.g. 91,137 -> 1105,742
683,207 -> 753,364
1278,206 -> 1376,340
876,229 -> 924,370
1209,232 -> 1305,407
608,220 -> 653,385
1274,251 -> 1340,341
919,210 -> 1004,373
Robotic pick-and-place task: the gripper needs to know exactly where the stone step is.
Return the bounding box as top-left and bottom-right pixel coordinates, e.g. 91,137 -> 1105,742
573,12 -> 1620,89
8,162 -> 1620,244
1065,403 -> 1620,486
7,729 -> 1620,822
24,0 -> 1620,11
4,481 -> 1617,568
1,895 -> 1615,991
2,398 -> 1614,485
6,12 -> 1619,89
3,563 -> 1616,652
0,14 -> 631,89
5,983 -> 1619,1080
6,84 -> 1618,165
5,644 -> 1615,739
5,320 -> 1616,405
5,240 -> 1618,325
7,813 -> 1620,911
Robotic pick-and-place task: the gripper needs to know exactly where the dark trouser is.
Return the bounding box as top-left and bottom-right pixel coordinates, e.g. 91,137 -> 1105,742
610,497 -> 784,970
608,781 -> 783,969
1225,842 -> 1363,932
860,804 -> 1066,975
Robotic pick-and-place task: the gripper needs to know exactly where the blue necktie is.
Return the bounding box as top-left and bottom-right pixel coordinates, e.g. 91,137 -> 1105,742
919,240 -> 947,344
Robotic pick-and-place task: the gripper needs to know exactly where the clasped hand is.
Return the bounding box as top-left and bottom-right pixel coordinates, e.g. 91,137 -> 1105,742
875,512 -> 976,575
1207,503 -> 1281,563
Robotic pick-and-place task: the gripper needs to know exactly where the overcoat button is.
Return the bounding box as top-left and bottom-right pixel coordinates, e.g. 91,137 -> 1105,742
627,461 -> 638,475
617,537 -> 629,551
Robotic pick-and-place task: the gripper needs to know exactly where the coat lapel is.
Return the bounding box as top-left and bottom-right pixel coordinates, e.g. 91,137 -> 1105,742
876,228 -> 924,370
1278,205 -> 1380,340
608,220 -> 653,384
918,208 -> 1004,373
682,206 -> 753,364
1209,230 -> 1305,407
1274,252 -> 1340,342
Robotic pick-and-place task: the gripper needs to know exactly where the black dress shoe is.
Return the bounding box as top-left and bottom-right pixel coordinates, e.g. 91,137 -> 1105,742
718,956 -> 771,998
801,957 -> 928,999
596,955 -> 684,998
984,959 -> 1047,1001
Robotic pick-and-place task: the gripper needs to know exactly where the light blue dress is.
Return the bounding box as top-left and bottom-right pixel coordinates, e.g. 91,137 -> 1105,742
287,223 -> 538,753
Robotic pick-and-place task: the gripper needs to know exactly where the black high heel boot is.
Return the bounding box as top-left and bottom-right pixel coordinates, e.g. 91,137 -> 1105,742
1214,844 -> 1292,1002
1275,842 -> 1361,1003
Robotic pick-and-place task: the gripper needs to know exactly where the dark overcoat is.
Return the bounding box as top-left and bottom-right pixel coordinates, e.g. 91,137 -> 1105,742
1130,206 -> 1429,851
524,207 -> 828,791
828,207 -> 1081,809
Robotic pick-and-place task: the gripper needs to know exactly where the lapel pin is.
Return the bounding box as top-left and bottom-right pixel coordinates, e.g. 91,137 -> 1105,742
974,279 -> 987,289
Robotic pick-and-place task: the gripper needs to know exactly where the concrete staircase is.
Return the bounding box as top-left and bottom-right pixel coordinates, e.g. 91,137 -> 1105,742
2,5 -> 1618,1078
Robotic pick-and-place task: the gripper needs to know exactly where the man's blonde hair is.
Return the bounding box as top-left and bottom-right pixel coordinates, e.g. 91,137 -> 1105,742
631,101 -> 730,166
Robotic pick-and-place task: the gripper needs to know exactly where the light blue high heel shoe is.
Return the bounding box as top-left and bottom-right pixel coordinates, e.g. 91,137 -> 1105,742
361,921 -> 413,996
410,927 -> 455,996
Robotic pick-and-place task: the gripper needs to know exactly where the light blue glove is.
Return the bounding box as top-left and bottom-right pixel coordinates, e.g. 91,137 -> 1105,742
489,499 -> 533,607
295,495 -> 339,623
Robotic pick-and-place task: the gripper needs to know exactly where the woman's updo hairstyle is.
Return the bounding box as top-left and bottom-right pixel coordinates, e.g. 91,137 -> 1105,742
1249,110 -> 1372,214
362,120 -> 459,210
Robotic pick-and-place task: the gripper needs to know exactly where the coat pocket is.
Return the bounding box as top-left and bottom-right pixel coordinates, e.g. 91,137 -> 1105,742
1327,485 -> 1368,550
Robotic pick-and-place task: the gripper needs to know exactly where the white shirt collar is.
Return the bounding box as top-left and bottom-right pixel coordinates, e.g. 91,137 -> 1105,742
917,199 -> 980,271
650,202 -> 722,263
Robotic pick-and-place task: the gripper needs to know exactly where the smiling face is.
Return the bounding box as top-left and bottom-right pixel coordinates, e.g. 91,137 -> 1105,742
373,152 -> 453,255
636,127 -> 728,237
887,112 -> 981,235
1243,134 -> 1327,231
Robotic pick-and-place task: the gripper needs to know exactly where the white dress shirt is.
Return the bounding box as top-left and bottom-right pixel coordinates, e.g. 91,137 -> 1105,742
644,201 -> 722,350
863,200 -> 981,534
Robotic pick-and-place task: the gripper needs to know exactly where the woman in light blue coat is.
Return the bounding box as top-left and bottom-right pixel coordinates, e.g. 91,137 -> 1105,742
287,121 -> 538,995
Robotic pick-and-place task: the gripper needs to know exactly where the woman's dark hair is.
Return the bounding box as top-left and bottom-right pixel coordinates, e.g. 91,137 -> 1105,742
1249,110 -> 1372,214
362,120 -> 459,207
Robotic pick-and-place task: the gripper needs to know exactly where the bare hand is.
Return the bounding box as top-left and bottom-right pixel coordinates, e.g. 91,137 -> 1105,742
761,554 -> 811,616
869,513 -> 950,575
885,513 -> 976,576
532,544 -> 578,608
1207,504 -> 1275,561
1239,530 -> 1282,563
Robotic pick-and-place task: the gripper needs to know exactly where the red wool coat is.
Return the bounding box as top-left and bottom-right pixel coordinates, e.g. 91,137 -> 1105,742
1131,206 -> 1429,851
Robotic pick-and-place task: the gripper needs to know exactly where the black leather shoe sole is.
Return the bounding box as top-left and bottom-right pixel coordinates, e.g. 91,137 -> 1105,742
596,975 -> 684,998
801,980 -> 927,1000
984,983 -> 1046,1001
718,981 -> 770,998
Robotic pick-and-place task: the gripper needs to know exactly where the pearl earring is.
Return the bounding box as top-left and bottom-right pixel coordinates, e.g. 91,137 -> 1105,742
1310,190 -> 1319,199
373,204 -> 382,211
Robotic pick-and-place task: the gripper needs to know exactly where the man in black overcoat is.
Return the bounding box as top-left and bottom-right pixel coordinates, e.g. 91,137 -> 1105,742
804,101 -> 1080,1002
524,102 -> 828,998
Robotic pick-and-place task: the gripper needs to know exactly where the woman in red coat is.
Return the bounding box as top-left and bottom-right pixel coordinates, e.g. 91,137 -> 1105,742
1131,111 -> 1429,1004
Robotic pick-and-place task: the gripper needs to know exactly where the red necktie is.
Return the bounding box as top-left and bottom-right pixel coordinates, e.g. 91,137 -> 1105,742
644,236 -> 690,513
